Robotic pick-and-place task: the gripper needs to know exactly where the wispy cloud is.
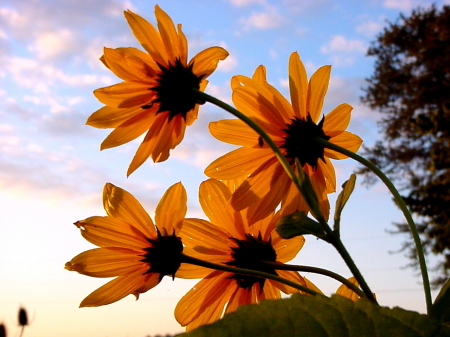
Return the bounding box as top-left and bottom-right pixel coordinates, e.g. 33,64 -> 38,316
239,6 -> 286,30
320,35 -> 367,66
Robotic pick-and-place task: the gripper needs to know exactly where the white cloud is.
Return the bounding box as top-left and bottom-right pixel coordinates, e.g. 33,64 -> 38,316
321,35 -> 367,54
225,0 -> 266,7
239,8 -> 286,30
28,29 -> 79,60
356,20 -> 383,37
218,53 -> 238,72
0,124 -> 13,132
320,35 -> 367,66
382,0 -> 426,11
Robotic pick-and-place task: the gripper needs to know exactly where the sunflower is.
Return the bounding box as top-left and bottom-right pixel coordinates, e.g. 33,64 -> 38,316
88,6 -> 228,176
65,182 -> 206,307
175,179 -> 319,331
205,52 -> 362,223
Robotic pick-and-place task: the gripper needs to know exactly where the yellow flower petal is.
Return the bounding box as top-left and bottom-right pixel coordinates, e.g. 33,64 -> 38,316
124,10 -> 167,66
127,114 -> 186,175
87,106 -> 143,129
155,182 -> 187,235
231,159 -> 291,223
103,47 -> 157,82
323,103 -> 353,132
181,218 -> 231,252
199,179 -> 247,239
75,216 -> 148,249
79,267 -> 150,307
175,271 -> 235,329
289,52 -> 308,119
325,131 -> 363,160
94,81 -> 153,108
209,119 -> 259,147
176,262 -> 211,279
272,234 -> 305,263
155,5 -> 182,61
65,247 -> 142,277
191,46 -> 229,78
102,183 -> 156,239
100,109 -> 158,150
335,277 -> 361,301
205,147 -> 273,180
307,64 -> 331,123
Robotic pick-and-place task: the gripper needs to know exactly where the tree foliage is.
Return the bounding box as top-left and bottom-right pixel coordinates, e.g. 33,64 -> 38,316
359,5 -> 450,286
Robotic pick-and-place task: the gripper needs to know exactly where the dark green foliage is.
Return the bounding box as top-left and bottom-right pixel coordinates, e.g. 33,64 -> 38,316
180,294 -> 450,337
359,5 -> 450,286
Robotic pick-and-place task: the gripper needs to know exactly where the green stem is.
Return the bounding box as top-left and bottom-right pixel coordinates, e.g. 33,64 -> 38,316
196,90 -> 327,225
180,254 -> 321,296
197,89 -> 376,303
264,261 -> 366,299
316,138 -> 432,313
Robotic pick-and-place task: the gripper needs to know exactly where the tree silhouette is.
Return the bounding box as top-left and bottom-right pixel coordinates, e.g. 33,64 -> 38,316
359,4 -> 450,286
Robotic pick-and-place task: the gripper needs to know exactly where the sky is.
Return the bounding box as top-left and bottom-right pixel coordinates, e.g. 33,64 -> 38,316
0,0 -> 448,336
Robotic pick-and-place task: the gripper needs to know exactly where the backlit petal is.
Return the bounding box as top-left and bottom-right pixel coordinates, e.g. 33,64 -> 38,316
94,82 -> 153,108
324,131 -> 363,160
103,47 -> 157,82
323,103 -> 352,132
155,5 -> 181,61
307,65 -> 331,123
102,183 -> 156,238
175,271 -> 235,329
155,182 -> 187,235
75,216 -> 148,249
209,119 -> 259,147
289,52 -> 308,119
205,147 -> 273,180
191,47 -> 229,78
86,106 -> 143,129
124,10 -> 167,65
65,247 -> 143,277
100,108 -> 158,150
79,267 -> 151,307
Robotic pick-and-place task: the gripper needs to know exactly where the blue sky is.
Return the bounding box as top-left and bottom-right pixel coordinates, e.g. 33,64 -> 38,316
1,0 -> 448,336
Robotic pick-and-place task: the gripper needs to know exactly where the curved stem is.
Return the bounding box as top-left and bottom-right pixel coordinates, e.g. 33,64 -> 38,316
264,261 -> 366,299
180,254 -> 321,296
316,138 -> 432,313
196,90 -> 328,225
196,90 -> 377,303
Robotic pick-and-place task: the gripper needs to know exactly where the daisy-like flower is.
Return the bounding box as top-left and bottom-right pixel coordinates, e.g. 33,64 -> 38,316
175,179 -> 320,331
88,6 -> 228,176
65,182 -> 205,307
205,52 -> 363,223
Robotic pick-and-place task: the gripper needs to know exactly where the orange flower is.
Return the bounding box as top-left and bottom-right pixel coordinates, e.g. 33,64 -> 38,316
65,182 -> 206,307
175,179 -> 319,331
88,6 -> 228,176
205,52 -> 362,223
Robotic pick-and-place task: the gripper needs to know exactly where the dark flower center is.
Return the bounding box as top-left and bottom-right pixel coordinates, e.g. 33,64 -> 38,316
225,233 -> 277,290
140,229 -> 183,280
149,58 -> 205,120
280,114 -> 330,170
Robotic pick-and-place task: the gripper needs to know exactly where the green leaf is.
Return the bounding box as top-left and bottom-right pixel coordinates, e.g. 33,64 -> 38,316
431,277 -> 450,323
276,211 -> 328,240
334,174 -> 356,231
180,294 -> 450,337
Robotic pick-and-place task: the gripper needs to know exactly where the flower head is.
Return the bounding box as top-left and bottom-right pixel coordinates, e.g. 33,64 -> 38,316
88,6 -> 228,176
65,182 -> 201,307
175,179 -> 319,331
205,52 -> 362,223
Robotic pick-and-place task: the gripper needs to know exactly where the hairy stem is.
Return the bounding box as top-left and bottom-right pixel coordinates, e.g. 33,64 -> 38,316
316,138 -> 431,313
264,261 -> 366,298
180,254 -> 321,296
